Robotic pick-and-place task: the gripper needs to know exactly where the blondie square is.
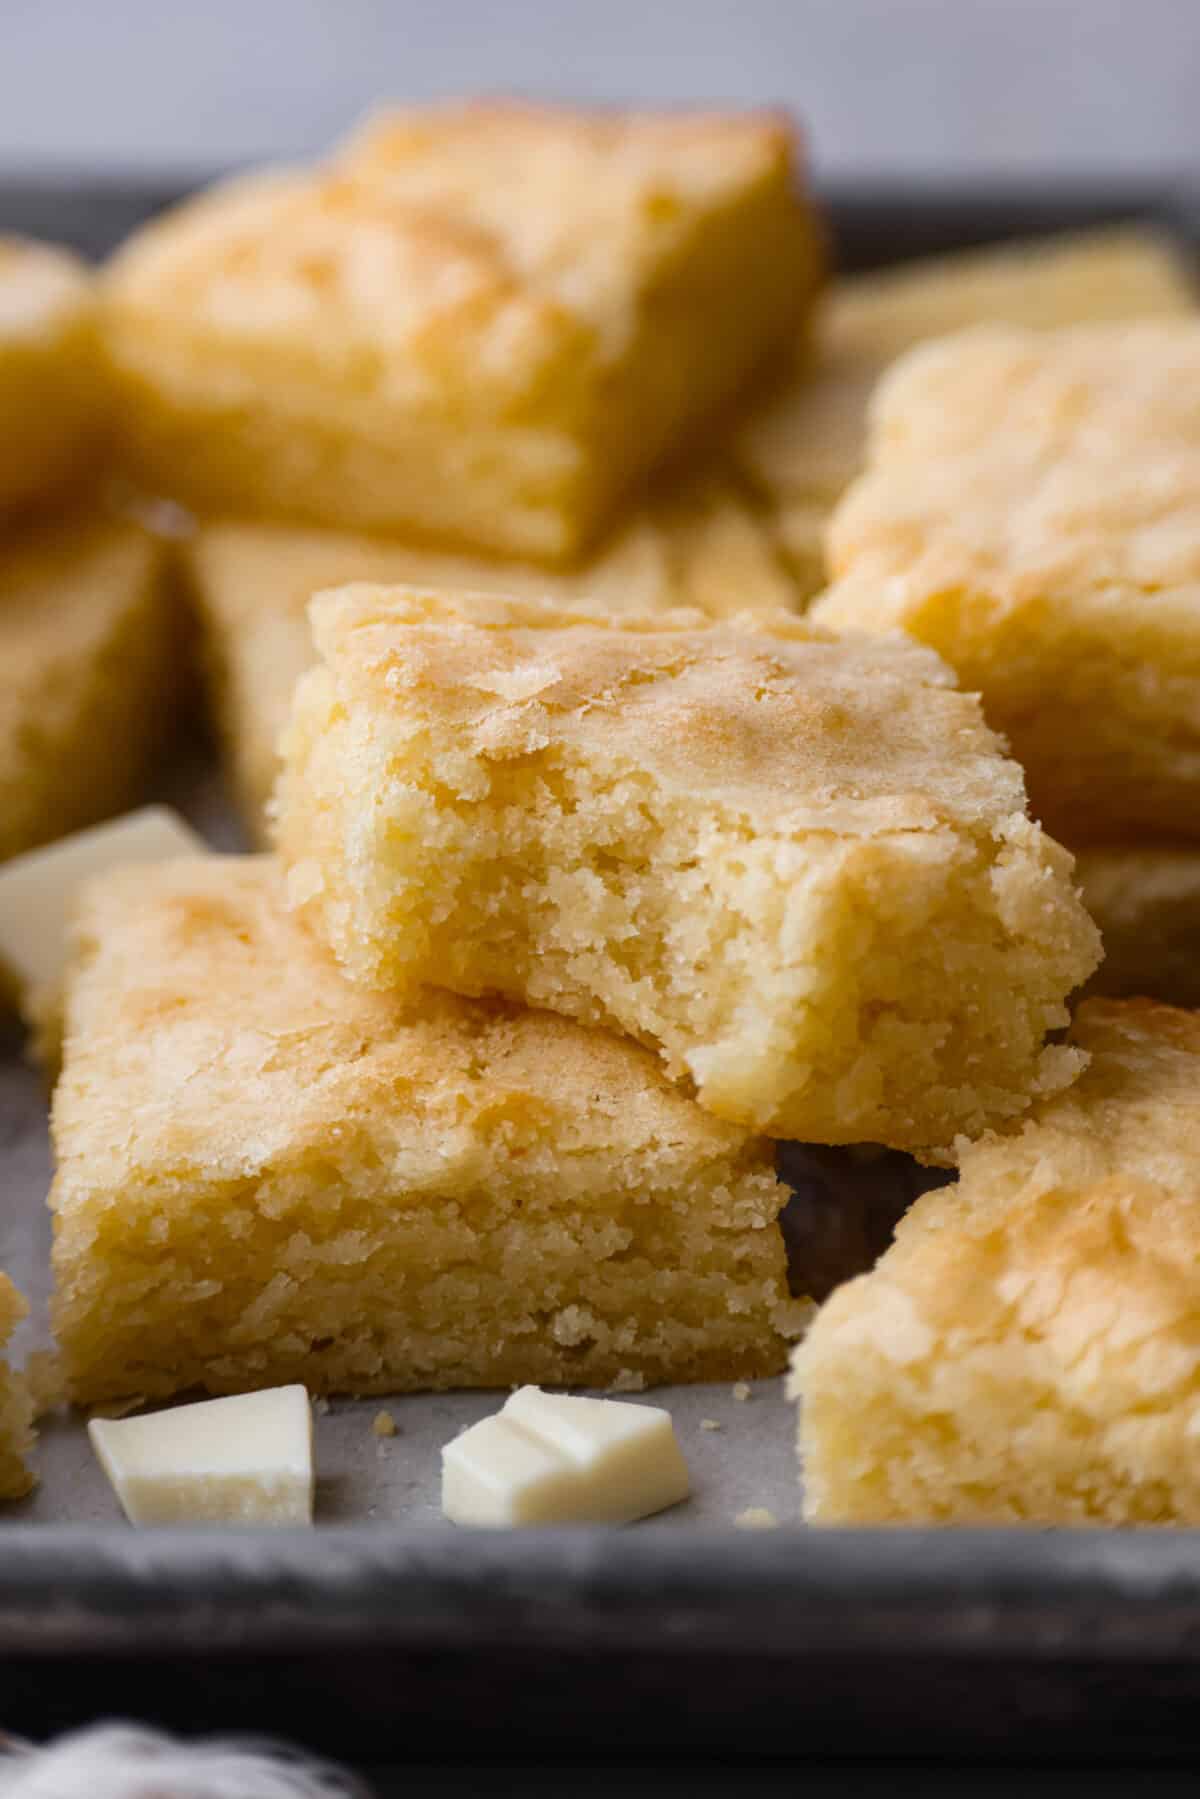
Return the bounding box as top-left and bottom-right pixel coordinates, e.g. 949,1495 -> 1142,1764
0,237 -> 104,517
0,1274 -> 34,1500
816,321 -> 1200,840
102,102 -> 821,561
733,229 -> 1193,600
0,510 -> 177,866
1076,846 -> 1200,1009
187,476 -> 798,839
791,1000 -> 1200,1524
51,857 -> 804,1405
276,586 -> 1099,1151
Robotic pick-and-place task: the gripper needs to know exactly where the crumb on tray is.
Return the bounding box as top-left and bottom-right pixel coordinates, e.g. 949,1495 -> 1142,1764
734,1507 -> 779,1529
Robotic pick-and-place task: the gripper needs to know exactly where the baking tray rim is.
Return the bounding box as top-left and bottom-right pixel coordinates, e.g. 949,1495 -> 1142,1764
5,1525 -> 1200,1662
2,177 -> 1200,1664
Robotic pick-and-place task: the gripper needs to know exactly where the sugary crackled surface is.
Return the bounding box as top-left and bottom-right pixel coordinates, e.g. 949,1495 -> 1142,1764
0,511 -> 174,865
52,856 -> 801,1402
187,477 -> 798,837
0,236 -> 103,513
292,586 -> 1028,833
111,101 -> 804,372
101,103 -> 818,558
335,100 -> 805,324
816,321 -> 1200,841
278,586 -> 1099,1151
103,165 -> 600,402
1076,845 -> 1200,1009
733,228 -> 1194,599
0,1271 -> 34,1500
792,999 -> 1200,1524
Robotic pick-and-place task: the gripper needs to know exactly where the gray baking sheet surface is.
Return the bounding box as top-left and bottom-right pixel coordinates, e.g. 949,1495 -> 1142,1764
4,1051 -> 799,1527
0,756 -> 810,1533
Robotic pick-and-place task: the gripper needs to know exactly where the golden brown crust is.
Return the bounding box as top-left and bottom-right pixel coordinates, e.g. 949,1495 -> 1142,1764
101,104 -> 821,559
298,585 -> 1027,832
337,99 -> 804,295
792,999 -> 1200,1523
816,321 -> 1200,840
51,856 -> 802,1402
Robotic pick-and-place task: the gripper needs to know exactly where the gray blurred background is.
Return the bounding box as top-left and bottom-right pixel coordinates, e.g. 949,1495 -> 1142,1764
1,0 -> 1197,183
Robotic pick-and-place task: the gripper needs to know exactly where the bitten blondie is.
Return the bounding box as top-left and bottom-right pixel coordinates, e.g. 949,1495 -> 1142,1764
792,1000 -> 1200,1524
276,587 -> 1099,1151
51,857 -> 804,1405
733,229 -> 1194,599
102,101 -> 821,561
816,321 -> 1200,840
0,237 -> 104,515
1076,847 -> 1200,1009
0,1274 -> 35,1500
0,511 -> 177,865
187,475 -> 798,838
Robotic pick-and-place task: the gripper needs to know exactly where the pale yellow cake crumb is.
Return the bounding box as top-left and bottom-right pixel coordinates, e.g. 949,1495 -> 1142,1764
734,1506 -> 778,1529
0,510 -> 178,871
1076,846 -> 1200,1010
732,1382 -> 752,1402
733,227 -> 1194,599
818,321 -> 1200,842
51,857 -> 804,1405
0,1274 -> 35,1499
0,236 -> 105,515
700,1418 -> 722,1432
372,1410 -> 397,1439
102,101 -> 821,562
277,585 -> 1099,1152
185,482 -> 800,840
792,999 -> 1200,1525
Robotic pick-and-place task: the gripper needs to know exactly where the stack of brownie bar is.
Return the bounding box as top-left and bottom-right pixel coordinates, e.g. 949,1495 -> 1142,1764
1,99 -> 1200,1526
42,102 -> 1086,1417
49,586 -> 1099,1400
46,106 -> 1104,1427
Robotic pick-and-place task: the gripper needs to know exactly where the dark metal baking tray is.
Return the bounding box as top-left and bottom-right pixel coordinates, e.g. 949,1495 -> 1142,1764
1,176 -> 1198,1764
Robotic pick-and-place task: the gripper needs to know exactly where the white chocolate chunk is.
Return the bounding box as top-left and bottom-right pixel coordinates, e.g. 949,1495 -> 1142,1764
441,1386 -> 690,1527
88,1386 -> 313,1526
0,806 -> 207,995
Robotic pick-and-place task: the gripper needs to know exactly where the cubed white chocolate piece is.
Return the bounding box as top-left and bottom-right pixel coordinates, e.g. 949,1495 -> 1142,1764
0,805 -> 206,996
88,1385 -> 313,1526
441,1386 -> 690,1527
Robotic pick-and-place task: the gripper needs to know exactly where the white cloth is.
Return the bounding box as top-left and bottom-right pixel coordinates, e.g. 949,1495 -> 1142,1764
0,1727 -> 370,1799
